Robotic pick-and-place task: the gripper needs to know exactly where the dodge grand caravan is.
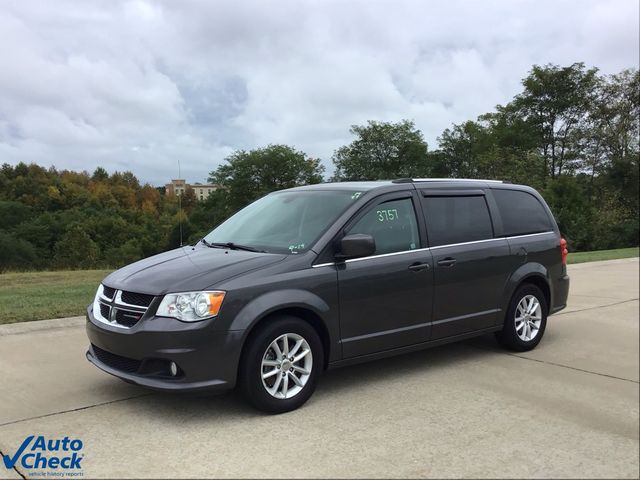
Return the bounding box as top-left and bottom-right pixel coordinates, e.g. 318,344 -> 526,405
86,179 -> 570,413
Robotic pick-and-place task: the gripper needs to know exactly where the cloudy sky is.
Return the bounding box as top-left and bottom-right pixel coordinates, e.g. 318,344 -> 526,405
0,0 -> 638,185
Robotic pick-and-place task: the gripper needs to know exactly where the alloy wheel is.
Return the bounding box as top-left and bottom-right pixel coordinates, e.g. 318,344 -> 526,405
261,333 -> 313,399
515,294 -> 542,342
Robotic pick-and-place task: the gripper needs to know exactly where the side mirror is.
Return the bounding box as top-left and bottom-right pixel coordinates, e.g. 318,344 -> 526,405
336,234 -> 376,259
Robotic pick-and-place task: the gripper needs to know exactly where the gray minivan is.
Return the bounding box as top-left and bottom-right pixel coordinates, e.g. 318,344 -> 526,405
86,179 -> 570,412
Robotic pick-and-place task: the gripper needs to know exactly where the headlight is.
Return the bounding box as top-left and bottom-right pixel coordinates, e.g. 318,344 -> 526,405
156,291 -> 226,322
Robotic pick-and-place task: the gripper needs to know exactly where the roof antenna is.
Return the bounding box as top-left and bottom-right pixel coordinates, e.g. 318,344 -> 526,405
178,159 -> 183,247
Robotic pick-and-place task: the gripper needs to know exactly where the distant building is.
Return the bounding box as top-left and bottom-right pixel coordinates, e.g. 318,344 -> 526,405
165,179 -> 220,201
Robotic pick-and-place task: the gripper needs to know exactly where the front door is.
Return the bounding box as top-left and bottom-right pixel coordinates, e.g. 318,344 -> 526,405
337,192 -> 434,358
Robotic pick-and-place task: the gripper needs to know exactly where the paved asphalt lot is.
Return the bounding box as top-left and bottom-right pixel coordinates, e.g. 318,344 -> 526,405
1,258 -> 638,479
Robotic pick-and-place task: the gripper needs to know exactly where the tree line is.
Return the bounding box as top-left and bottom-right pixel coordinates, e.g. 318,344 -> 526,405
0,63 -> 637,271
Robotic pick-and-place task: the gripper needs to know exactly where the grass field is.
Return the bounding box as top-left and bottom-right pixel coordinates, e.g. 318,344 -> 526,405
0,247 -> 638,324
567,247 -> 639,264
0,270 -> 112,325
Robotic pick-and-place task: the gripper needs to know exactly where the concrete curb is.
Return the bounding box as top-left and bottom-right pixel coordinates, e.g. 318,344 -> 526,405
568,257 -> 639,270
0,316 -> 85,336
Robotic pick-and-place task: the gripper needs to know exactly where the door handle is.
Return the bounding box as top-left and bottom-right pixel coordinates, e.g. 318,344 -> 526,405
408,262 -> 430,272
437,257 -> 457,267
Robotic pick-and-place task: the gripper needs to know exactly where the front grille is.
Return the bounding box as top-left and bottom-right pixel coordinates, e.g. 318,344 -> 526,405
91,344 -> 141,373
115,309 -> 143,327
102,286 -> 116,299
121,291 -> 154,307
96,286 -> 155,329
99,303 -> 111,319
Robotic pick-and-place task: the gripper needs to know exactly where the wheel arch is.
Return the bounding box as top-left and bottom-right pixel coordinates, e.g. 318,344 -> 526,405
518,275 -> 551,312
501,263 -> 552,317
231,290 -> 335,372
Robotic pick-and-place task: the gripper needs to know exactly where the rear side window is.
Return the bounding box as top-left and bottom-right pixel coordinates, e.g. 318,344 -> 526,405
346,198 -> 420,255
423,196 -> 494,247
492,189 -> 552,236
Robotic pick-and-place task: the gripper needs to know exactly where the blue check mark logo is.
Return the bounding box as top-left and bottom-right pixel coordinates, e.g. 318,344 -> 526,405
3,435 -> 33,469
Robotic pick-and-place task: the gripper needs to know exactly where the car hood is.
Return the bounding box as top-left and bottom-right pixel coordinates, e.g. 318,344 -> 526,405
102,245 -> 287,294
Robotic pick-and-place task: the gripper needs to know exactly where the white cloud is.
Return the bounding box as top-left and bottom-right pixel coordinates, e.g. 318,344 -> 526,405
0,0 -> 638,184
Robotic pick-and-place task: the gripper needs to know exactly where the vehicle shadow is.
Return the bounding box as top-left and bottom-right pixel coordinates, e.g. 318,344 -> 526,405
315,334 -> 501,397
128,333 -> 505,422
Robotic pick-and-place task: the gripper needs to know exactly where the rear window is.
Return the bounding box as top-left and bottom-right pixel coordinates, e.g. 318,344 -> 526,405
492,189 -> 553,236
423,195 -> 494,247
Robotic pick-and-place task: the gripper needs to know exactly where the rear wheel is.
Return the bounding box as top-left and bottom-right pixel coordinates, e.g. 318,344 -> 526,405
239,315 -> 323,413
496,284 -> 547,351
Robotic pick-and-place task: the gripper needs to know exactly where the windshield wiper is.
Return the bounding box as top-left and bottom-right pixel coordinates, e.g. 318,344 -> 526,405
203,240 -> 266,253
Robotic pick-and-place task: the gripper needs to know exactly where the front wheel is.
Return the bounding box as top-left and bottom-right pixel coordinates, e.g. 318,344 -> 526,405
239,316 -> 323,413
496,284 -> 548,351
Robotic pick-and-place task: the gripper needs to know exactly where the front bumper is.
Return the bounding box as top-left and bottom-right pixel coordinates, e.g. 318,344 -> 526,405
85,305 -> 244,392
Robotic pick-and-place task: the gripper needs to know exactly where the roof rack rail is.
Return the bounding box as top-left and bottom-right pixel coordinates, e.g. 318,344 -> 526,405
391,178 -> 413,183
392,178 -> 505,184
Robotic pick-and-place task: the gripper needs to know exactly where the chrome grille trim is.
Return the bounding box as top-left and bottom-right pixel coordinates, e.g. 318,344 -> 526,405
93,284 -> 153,329
114,290 -> 148,311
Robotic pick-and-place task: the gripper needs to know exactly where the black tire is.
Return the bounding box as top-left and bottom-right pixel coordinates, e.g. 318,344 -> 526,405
496,284 -> 548,352
239,315 -> 324,413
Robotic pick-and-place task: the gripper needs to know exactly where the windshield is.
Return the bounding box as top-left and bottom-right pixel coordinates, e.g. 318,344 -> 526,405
203,190 -> 361,254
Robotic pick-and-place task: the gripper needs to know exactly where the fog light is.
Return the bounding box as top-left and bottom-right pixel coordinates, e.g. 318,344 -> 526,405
169,362 -> 178,377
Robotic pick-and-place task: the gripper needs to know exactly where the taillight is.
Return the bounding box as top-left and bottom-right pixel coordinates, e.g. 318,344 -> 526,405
560,237 -> 568,265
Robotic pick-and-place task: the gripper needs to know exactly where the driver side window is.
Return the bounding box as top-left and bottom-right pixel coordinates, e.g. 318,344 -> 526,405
345,198 -> 419,255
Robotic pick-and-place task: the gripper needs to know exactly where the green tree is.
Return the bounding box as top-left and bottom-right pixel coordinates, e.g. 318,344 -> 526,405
187,193 -> 229,241
509,63 -> 599,179
543,176 -> 595,250
103,239 -> 143,268
53,226 -> 100,269
436,120 -> 493,178
576,69 -> 639,248
429,64 -> 637,251
209,144 -> 324,214
92,167 -> 109,182
0,201 -> 33,230
435,114 -> 545,187
167,212 -> 194,248
586,70 -> 639,195
332,120 -> 429,180
0,232 -> 37,272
